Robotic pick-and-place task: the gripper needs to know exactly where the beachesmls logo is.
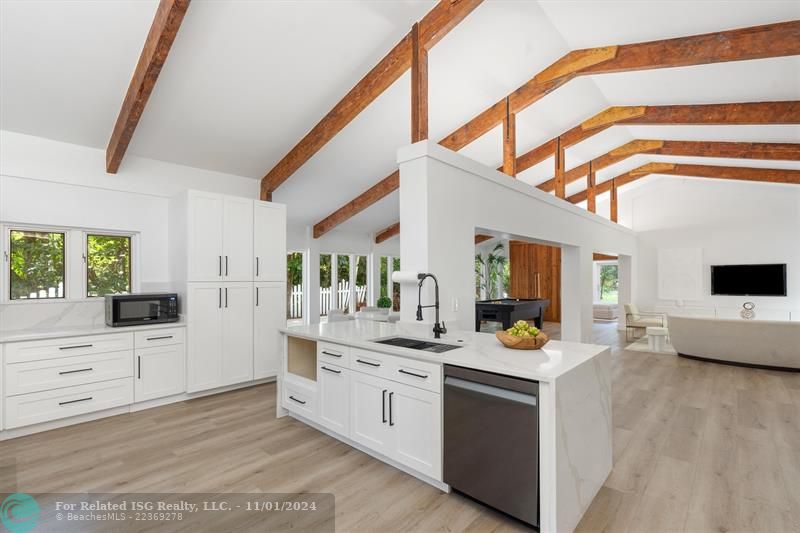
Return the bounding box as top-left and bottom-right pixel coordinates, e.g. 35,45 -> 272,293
0,493 -> 40,533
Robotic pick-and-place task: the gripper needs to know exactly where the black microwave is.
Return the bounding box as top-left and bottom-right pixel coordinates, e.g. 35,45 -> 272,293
105,293 -> 179,327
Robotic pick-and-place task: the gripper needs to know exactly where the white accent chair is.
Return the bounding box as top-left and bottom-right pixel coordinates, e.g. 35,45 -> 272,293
669,316 -> 800,370
624,304 -> 667,341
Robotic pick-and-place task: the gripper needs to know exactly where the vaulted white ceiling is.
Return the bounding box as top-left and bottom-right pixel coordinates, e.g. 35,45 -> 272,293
1,0 -> 798,236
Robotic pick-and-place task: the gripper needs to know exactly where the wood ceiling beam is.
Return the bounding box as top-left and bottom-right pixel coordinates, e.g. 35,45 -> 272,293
541,139 -> 800,192
502,98 -> 516,176
567,162 -> 800,204
312,20 -> 800,237
411,22 -> 429,142
475,234 -> 494,244
106,0 -> 190,173
313,171 -> 399,239
586,161 -> 596,213
440,21 -> 800,152
261,0 -> 483,200
526,101 -> 800,180
375,222 -> 401,244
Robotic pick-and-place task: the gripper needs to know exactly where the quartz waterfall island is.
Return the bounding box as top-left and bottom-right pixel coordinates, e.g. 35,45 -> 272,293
277,321 -> 612,532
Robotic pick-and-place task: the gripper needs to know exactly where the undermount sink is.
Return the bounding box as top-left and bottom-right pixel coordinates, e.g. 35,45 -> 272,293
373,337 -> 462,353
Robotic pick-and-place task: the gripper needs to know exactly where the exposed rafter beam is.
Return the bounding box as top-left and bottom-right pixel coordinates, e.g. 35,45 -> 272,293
502,98 -> 516,176
411,22 -> 428,143
567,162 -> 800,204
540,139 -> 800,192
475,234 -> 494,244
440,21 -> 800,152
261,0 -> 483,200
313,19 -> 800,237
524,101 -> 800,178
106,0 -> 191,173
375,222 -> 401,244
586,161 -> 596,213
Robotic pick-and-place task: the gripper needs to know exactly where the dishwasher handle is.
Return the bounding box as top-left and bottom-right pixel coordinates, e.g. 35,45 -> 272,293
444,376 -> 537,406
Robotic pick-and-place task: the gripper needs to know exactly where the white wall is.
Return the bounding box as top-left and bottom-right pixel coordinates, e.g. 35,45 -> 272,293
618,177 -> 800,319
398,141 -> 637,342
0,131 -> 261,331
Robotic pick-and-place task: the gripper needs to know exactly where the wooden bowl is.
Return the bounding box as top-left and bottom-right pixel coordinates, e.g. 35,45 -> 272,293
495,330 -> 550,350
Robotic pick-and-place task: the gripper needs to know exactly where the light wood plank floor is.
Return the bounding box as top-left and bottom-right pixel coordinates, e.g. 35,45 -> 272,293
1,321 -> 798,532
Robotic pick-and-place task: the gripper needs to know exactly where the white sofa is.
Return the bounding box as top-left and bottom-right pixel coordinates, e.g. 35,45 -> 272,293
669,316 -> 800,371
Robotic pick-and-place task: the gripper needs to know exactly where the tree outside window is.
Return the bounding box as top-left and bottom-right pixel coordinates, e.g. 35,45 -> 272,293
599,264 -> 619,303
392,257 -> 401,312
86,234 -> 131,297
9,230 -> 65,300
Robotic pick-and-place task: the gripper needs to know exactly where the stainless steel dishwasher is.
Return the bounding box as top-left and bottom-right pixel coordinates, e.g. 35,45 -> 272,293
443,364 -> 539,527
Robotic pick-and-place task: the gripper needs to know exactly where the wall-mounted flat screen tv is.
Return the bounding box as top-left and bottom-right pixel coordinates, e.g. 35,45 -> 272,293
710,264 -> 787,296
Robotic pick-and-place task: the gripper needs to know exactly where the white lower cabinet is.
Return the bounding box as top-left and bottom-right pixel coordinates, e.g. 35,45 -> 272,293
135,344 -> 185,402
187,282 -> 253,392
344,358 -> 442,481
317,361 -> 350,435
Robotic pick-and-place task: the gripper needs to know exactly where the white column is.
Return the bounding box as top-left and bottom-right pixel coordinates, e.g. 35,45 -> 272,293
330,253 -> 338,312
561,245 -> 593,342
617,253 -> 635,331
304,227 -> 320,325
367,252 -> 379,306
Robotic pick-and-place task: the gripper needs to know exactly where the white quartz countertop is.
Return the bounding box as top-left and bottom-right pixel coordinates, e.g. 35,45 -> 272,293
0,320 -> 186,343
280,321 -> 609,382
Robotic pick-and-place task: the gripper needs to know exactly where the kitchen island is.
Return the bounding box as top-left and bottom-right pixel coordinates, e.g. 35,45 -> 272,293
278,320 -> 611,533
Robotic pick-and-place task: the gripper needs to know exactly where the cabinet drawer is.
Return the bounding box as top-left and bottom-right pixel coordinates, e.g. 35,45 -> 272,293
5,350 -> 133,396
318,342 -> 350,366
4,378 -> 133,429
389,358 -> 441,394
350,348 -> 391,379
5,333 -> 134,364
134,328 -> 185,348
283,379 -> 315,419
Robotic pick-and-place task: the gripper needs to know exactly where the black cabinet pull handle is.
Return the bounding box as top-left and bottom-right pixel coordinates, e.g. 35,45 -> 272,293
389,392 -> 394,426
288,395 -> 306,405
218,287 -> 222,309
59,397 -> 92,406
321,350 -> 342,358
58,368 -> 92,375
398,369 -> 429,379
256,257 -> 260,277
137,356 -> 141,379
321,366 -> 341,374
382,389 -> 387,423
218,256 -> 222,276
146,335 -> 173,341
256,287 -> 259,307
356,359 -> 380,367
225,255 -> 229,276
59,344 -> 92,350
225,287 -> 228,308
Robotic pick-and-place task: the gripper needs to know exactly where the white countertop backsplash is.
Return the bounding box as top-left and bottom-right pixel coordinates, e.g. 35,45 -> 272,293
281,320 -> 609,382
0,319 -> 185,343
0,299 -> 106,332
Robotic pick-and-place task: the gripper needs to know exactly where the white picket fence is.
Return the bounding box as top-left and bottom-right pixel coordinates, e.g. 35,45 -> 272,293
287,282 -> 366,319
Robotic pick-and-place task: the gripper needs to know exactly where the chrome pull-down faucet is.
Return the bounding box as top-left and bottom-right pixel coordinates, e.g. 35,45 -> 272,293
415,273 -> 446,339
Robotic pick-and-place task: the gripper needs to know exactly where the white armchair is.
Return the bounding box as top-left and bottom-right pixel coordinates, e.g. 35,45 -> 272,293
624,304 -> 667,341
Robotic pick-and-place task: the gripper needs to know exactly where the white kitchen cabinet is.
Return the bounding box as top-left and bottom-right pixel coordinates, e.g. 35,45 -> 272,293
222,282 -> 254,385
350,371 -> 394,456
345,356 -> 442,480
187,191 -> 224,282
388,381 -> 441,480
187,282 -> 254,392
254,282 -> 284,379
186,283 -> 224,392
222,196 -> 254,281
253,202 -> 286,282
135,343 -> 185,402
317,361 -> 349,435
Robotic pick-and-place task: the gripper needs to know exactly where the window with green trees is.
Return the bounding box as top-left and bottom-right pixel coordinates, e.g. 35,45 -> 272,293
9,229 -> 65,300
355,255 -> 367,310
86,234 -> 131,297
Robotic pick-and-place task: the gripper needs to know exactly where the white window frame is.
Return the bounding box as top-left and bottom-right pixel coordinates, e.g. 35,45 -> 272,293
1,223 -> 139,304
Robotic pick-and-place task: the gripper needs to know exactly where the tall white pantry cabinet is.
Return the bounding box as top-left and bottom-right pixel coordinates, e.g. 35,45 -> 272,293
170,191 -> 286,393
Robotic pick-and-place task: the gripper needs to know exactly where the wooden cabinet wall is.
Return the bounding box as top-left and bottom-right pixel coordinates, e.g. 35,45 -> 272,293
509,241 -> 561,322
